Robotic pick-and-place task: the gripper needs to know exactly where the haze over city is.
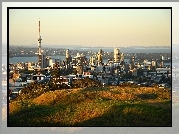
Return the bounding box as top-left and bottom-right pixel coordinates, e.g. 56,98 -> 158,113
9,9 -> 171,47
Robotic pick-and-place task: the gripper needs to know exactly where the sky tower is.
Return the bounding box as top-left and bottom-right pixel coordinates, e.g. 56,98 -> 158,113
37,19 -> 43,67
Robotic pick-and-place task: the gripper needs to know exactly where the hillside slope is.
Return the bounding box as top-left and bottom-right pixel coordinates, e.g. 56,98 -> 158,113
9,86 -> 171,126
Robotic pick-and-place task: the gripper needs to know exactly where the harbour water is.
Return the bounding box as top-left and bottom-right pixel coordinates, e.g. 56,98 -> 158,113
9,56 -> 65,64
50,46 -> 171,53
8,56 -> 111,64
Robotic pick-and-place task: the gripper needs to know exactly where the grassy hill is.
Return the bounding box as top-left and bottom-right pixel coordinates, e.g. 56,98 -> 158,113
9,86 -> 171,126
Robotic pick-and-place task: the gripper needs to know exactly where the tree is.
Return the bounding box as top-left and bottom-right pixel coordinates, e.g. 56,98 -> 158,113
48,64 -> 61,90
72,77 -> 100,88
159,74 -> 167,84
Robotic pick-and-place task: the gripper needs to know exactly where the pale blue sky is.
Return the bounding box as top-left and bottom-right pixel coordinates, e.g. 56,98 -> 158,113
3,2 -> 179,47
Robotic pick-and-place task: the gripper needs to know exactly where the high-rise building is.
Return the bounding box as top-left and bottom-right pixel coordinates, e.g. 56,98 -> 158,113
97,48 -> 103,64
66,49 -> 72,64
90,56 -> 96,66
114,48 -> 121,63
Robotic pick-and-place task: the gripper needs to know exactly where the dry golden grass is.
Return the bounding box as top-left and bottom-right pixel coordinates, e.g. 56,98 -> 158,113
9,86 -> 171,126
32,88 -> 82,105
9,101 -> 22,114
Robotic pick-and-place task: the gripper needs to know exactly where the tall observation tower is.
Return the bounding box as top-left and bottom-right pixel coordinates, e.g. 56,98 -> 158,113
36,19 -> 43,68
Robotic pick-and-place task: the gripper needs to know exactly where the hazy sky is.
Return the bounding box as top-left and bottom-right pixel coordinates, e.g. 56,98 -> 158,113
9,8 -> 171,47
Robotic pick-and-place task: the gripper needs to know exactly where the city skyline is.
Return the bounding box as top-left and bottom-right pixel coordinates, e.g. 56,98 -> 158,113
9,8 -> 171,47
